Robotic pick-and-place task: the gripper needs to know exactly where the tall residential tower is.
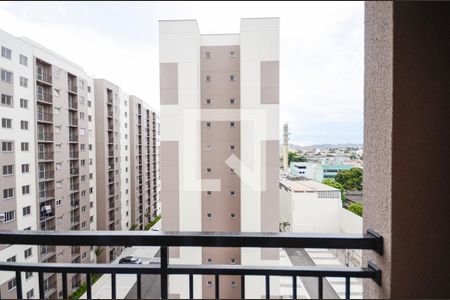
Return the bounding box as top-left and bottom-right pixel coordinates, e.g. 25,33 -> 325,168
159,18 -> 280,298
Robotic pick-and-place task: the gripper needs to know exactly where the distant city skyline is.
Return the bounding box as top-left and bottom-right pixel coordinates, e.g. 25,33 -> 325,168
0,1 -> 364,145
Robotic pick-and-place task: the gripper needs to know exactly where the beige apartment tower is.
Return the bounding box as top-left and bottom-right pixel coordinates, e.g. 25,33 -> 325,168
129,96 -> 160,230
160,18 -> 280,298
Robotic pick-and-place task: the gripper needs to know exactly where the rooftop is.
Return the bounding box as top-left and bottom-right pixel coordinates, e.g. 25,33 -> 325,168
280,179 -> 339,193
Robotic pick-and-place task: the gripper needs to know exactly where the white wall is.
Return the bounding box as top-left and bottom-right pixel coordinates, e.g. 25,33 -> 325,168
159,20 -> 203,298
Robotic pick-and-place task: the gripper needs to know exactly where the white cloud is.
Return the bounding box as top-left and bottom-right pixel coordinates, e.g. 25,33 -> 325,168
0,1 -> 364,145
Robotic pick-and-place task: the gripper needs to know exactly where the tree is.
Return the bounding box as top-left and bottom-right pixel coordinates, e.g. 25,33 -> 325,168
347,203 -> 363,217
94,247 -> 103,259
288,151 -> 307,165
335,168 -> 363,191
279,221 -> 290,232
322,179 -> 345,203
129,224 -> 138,231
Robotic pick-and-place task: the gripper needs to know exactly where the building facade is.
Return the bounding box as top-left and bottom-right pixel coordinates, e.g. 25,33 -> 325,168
0,29 -> 97,298
129,96 -> 160,230
159,18 -> 280,298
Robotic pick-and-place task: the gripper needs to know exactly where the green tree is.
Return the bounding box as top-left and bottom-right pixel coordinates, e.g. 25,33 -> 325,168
335,168 -> 363,191
288,152 -> 308,164
279,221 -> 290,232
322,179 -> 345,203
347,203 -> 363,217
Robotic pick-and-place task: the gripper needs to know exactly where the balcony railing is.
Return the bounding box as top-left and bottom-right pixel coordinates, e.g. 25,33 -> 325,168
39,170 -> 54,181
68,100 -> 78,110
70,183 -> 79,191
39,189 -> 54,201
68,82 -> 77,93
37,112 -> 53,123
37,132 -> 54,142
0,230 -> 382,300
36,72 -> 52,84
36,92 -> 53,104
69,118 -> 78,126
69,135 -> 78,142
69,151 -> 79,159
70,168 -> 79,176
38,151 -> 54,161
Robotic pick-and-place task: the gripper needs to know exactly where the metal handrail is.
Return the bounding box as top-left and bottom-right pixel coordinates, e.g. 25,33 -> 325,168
0,230 -> 383,299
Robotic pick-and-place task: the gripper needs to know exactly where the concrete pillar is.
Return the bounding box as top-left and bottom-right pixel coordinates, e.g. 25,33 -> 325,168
363,2 -> 450,298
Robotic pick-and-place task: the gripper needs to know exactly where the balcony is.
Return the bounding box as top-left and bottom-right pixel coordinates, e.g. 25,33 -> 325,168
70,216 -> 80,226
40,245 -> 56,261
68,82 -> 77,94
36,92 -> 53,104
38,170 -> 54,182
37,112 -> 53,123
69,151 -> 79,159
69,117 -> 78,127
36,72 -> 52,84
70,183 -> 79,192
70,168 -> 79,176
71,200 -> 80,209
107,110 -> 113,117
39,189 -> 54,202
37,132 -> 54,142
38,151 -> 54,161
0,231 -> 382,299
108,136 -> 114,144
68,99 -> 78,110
107,96 -> 113,104
69,134 -> 78,143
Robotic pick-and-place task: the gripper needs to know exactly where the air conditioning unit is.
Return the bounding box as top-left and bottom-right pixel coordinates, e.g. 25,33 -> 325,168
0,213 -> 5,222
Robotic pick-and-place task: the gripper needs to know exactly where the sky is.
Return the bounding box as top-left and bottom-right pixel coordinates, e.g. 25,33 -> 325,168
0,1 -> 364,146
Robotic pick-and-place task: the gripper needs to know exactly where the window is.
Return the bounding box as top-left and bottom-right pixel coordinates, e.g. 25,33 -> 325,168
57,216 -> 63,224
205,51 -> 211,59
90,216 -> 94,223
26,289 -> 34,299
88,115 -> 92,122
230,145 -> 235,151
1,46 -> 11,59
2,141 -> 13,152
20,76 -> 28,87
230,191 -> 235,196
205,144 -> 213,151
80,112 -> 85,120
7,278 -> 16,291
2,118 -> 12,128
81,252 -> 87,260
4,210 -> 15,222
54,107 -> 61,115
206,98 -> 211,104
207,258 -> 212,264
230,122 -> 235,127
20,120 -> 29,130
25,272 -> 33,280
54,89 -> 60,97
22,164 -> 29,173
205,75 -> 211,82
88,100 -> 91,108
56,199 -> 62,206
19,54 -> 28,66
206,122 -> 211,128
206,191 -> 212,196
207,280 -> 212,287
3,165 -> 13,176
56,163 -> 62,170
3,188 -> 14,199
7,256 -> 16,262
79,80 -> 85,89
20,98 -> 28,108
81,160 -> 86,166
229,51 -> 236,58
231,281 -> 237,287
230,258 -> 236,264
55,144 -> 62,151
89,144 -> 92,151
56,180 -> 62,189
1,70 -> 13,83
89,173 -> 93,180
229,98 -> 235,104
1,94 -> 13,106
80,128 -> 86,136
24,247 -> 32,259
81,206 -> 86,213
230,168 -> 235,174
81,175 -> 86,182
87,86 -> 91,93
81,221 -> 86,229
21,142 -> 29,151
206,168 -> 212,173
23,206 -> 31,216
230,213 -> 236,219
81,190 -> 86,197
229,75 -> 235,81
206,213 -> 212,219
24,227 -> 31,230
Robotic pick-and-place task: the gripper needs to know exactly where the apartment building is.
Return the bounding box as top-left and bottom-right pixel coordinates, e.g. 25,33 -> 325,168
129,96 -> 160,230
0,29 -> 97,298
159,18 -> 280,298
0,30 -> 39,300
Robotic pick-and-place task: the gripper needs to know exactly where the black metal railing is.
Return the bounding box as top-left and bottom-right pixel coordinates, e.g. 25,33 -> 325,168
0,230 -> 382,299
